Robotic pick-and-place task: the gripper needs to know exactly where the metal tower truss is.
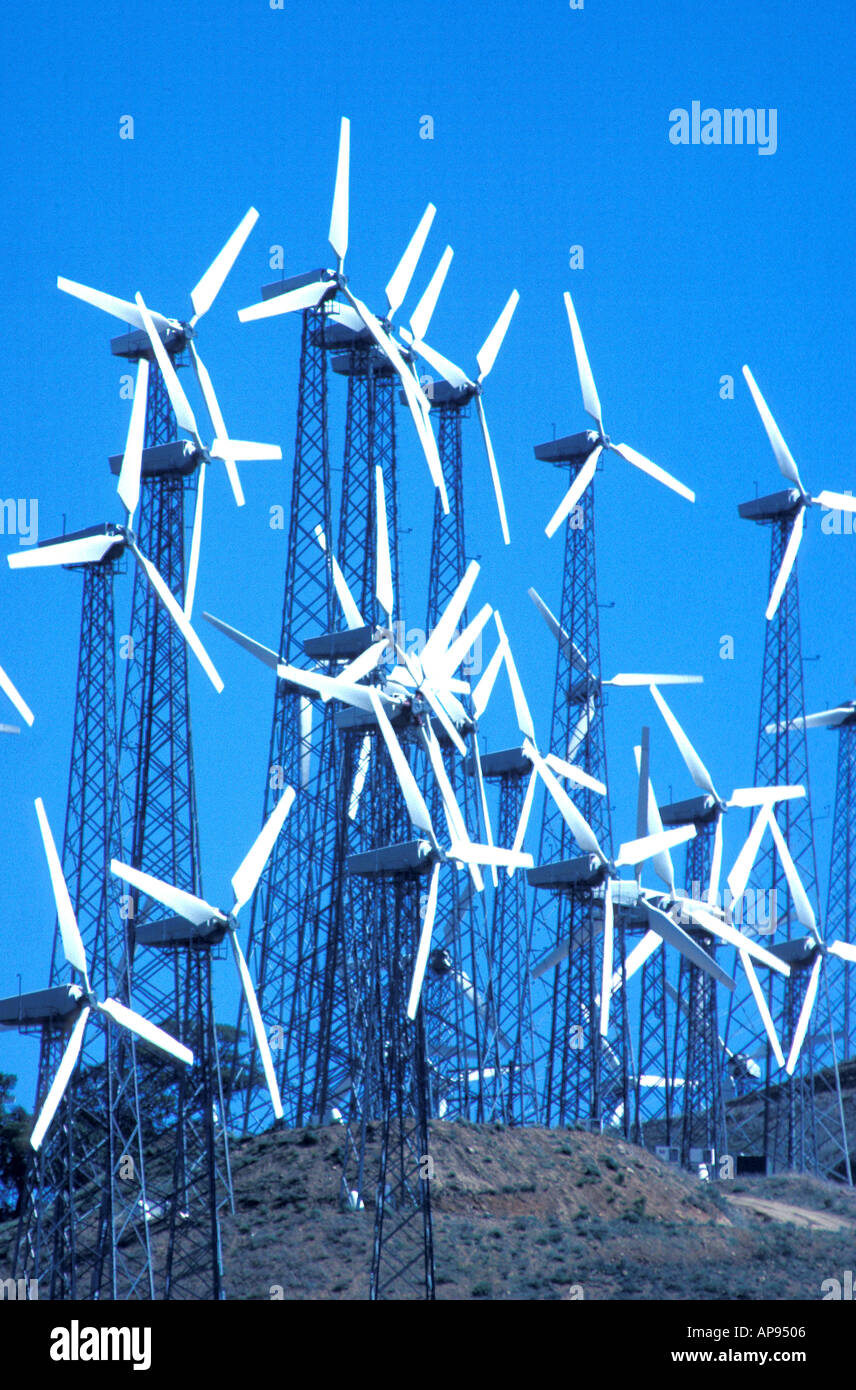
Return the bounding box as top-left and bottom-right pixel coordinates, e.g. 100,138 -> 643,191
117,361 -> 233,1300
528,441 -> 628,1130
14,554 -> 157,1299
481,751 -> 539,1125
724,503 -> 848,1178
420,397 -> 500,1124
667,822 -> 728,1168
231,306 -> 340,1131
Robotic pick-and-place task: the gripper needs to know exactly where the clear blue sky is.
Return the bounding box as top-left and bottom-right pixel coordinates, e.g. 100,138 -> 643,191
1,0 -> 855,1103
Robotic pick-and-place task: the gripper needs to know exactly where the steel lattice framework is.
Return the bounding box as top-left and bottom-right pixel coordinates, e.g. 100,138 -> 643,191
230,306 -> 341,1131
669,824 -> 728,1168
528,447 -> 628,1129
117,362 -> 232,1300
823,719 -> 856,1066
420,399 -> 501,1124
482,753 -> 539,1125
722,508 -> 846,1177
13,554 -> 157,1299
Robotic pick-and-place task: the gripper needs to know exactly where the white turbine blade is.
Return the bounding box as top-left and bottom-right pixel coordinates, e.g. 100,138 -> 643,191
8,535 -> 119,569
448,841 -> 532,870
765,507 -> 805,621
276,660 -> 376,712
475,395 -> 510,545
57,277 -> 171,335
34,798 -> 88,980
567,698 -> 595,762
523,738 -> 605,861
472,735 -> 497,887
433,604 -> 491,688
345,288 -> 449,511
348,734 -> 371,820
183,458 -> 206,619
369,688 -> 435,840
727,804 -> 772,903
190,207 -> 259,323
407,334 -> 472,391
680,899 -> 790,977
134,294 -> 200,443
407,861 -> 440,1019
409,245 -> 453,344
328,117 -> 350,267
0,723 -> 20,734
187,343 -> 245,507
421,682 -> 467,757
785,955 -> 822,1075
385,204 -> 436,318
727,785 -> 805,807
231,787 -> 296,915
239,278 -> 330,322
739,950 -> 785,1070
511,768 -> 538,870
545,445 -> 601,539
606,673 -> 702,687
375,466 -> 394,626
599,880 -> 614,1037
98,998 -> 194,1067
563,291 -> 602,432
313,525 -> 365,630
110,858 -> 223,927
649,684 -> 718,799
476,290 -> 519,383
742,365 -> 804,491
635,729 -> 650,845
30,1008 -> 90,1151
228,929 -> 284,1119
644,903 -> 735,990
813,489 -> 856,513
210,439 -> 281,463
0,663 -> 34,726
421,562 -> 480,675
614,930 -> 662,991
299,697 -> 312,787
472,639 -> 506,720
615,824 -> 696,869
766,812 -> 818,935
527,588 -> 588,674
612,442 -> 695,504
544,753 -> 606,797
131,543 -> 223,692
494,615 -> 535,742
420,723 -> 470,845
118,356 -> 149,522
829,939 -> 856,964
203,611 -> 280,672
708,814 -> 723,905
632,742 -> 674,894
339,639 -> 388,685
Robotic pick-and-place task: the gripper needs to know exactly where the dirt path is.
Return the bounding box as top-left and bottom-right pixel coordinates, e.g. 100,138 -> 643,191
725,1194 -> 853,1232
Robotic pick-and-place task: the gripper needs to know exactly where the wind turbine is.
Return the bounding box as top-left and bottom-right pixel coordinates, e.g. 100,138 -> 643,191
648,681 -> 807,909
110,787 -> 297,1122
398,264 -> 520,544
2,799 -> 194,1152
545,291 -> 694,538
237,118 -> 448,512
57,207 -> 270,514
205,468 -> 490,751
7,361 -> 225,692
742,364 -> 856,620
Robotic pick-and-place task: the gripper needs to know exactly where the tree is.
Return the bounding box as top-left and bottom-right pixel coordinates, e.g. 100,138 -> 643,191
0,1074 -> 31,1218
